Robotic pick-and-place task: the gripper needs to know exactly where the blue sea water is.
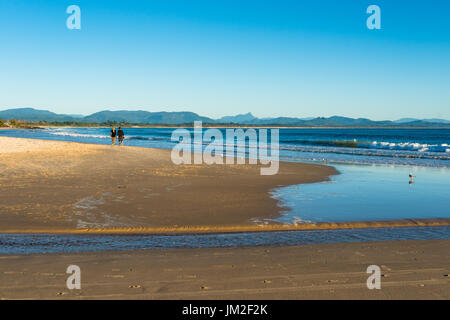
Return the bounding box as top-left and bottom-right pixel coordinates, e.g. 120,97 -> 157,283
1,127 -> 449,167
0,226 -> 449,255
0,127 -> 449,253
272,164 -> 450,223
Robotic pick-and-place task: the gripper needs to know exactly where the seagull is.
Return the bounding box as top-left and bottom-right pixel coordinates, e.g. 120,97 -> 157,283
409,173 -> 416,179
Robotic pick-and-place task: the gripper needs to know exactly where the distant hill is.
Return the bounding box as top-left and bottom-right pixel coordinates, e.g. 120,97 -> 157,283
143,111 -> 215,124
81,110 -> 152,123
217,115 -> 389,127
82,110 -> 214,124
67,114 -> 85,118
217,112 -> 258,123
0,108 -> 214,125
395,118 -> 420,124
395,118 -> 450,124
423,118 -> 450,124
0,108 -> 75,122
0,107 -> 449,127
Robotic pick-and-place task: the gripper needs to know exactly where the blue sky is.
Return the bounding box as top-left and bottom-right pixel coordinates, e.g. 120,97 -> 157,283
0,0 -> 449,120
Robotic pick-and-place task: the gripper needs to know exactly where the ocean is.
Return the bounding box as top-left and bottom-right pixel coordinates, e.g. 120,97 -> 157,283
2,127 -> 449,167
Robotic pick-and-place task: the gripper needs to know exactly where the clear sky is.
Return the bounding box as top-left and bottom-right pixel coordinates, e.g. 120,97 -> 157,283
0,0 -> 449,120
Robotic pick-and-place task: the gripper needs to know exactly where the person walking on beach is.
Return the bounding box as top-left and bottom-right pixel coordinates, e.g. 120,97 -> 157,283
111,127 -> 116,145
118,127 -> 125,146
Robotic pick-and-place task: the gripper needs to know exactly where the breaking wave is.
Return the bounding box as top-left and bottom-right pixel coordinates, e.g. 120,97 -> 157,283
369,141 -> 450,153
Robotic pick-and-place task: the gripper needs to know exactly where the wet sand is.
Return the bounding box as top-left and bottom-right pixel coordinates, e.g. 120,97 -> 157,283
0,136 -> 338,232
0,239 -> 448,299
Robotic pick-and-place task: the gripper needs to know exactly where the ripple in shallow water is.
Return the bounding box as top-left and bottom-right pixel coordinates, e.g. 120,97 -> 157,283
0,226 -> 449,255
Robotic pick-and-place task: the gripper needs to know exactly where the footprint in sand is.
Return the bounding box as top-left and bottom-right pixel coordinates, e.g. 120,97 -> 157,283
326,280 -> 339,284
128,285 -> 141,289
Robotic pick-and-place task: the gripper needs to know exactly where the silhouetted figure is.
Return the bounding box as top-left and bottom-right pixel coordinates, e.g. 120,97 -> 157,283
117,127 -> 125,146
110,127 -> 116,145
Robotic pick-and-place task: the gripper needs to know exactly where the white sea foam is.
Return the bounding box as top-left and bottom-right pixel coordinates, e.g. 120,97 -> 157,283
370,141 -> 449,153
49,131 -> 108,139
49,130 -> 154,141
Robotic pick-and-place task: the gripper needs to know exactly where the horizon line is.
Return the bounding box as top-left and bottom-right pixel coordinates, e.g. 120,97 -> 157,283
1,107 -> 449,122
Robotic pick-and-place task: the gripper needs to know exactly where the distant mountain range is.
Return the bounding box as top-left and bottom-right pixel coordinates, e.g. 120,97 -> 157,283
0,108 -> 215,125
394,118 -> 450,124
1,108 -> 450,127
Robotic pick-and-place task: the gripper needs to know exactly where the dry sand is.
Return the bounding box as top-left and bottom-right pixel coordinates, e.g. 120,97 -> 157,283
0,136 -> 339,232
0,239 -> 448,299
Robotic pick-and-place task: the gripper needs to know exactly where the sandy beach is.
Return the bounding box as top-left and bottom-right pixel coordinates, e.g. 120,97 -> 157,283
0,239 -> 448,299
0,136 -> 340,232
1,136 -> 449,301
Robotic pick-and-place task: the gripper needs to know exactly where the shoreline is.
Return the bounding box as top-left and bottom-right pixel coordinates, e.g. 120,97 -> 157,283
0,218 -> 449,235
